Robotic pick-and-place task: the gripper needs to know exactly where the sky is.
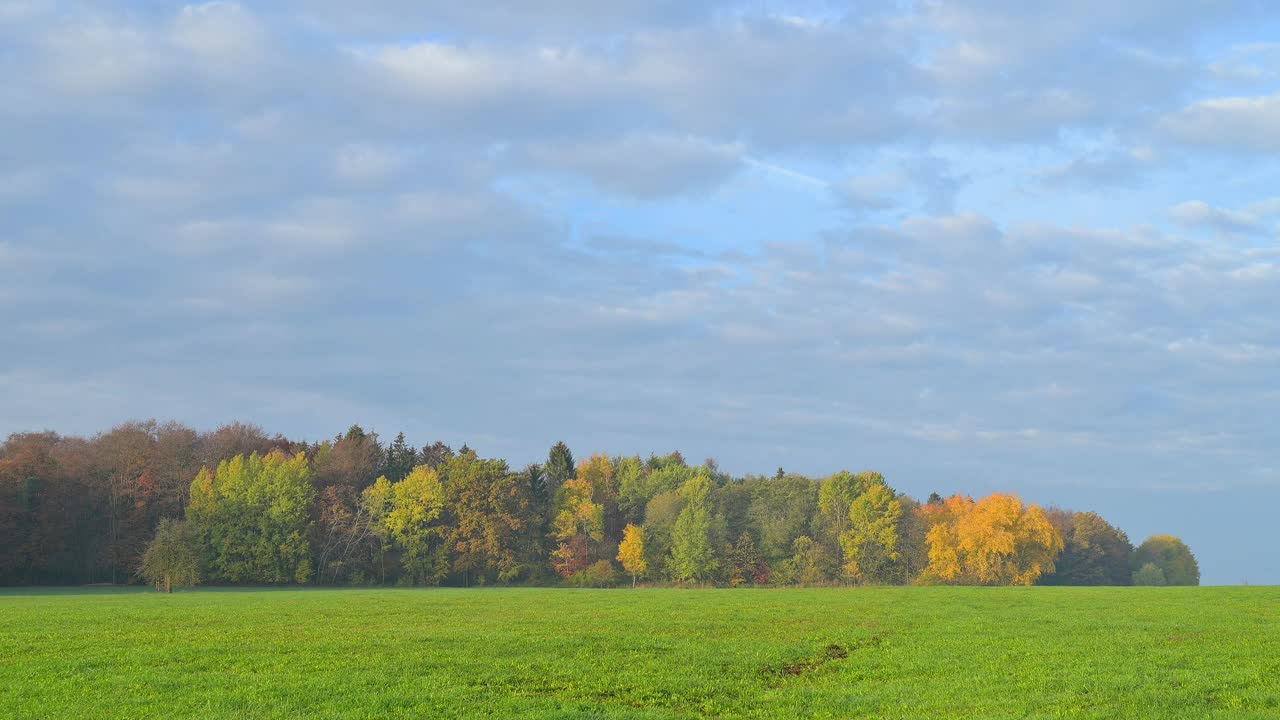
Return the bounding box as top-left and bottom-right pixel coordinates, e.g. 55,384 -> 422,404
1,1 -> 1278,585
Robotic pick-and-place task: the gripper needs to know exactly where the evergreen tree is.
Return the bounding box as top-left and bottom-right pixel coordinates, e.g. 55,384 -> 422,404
382,432 -> 417,484
545,441 -> 576,496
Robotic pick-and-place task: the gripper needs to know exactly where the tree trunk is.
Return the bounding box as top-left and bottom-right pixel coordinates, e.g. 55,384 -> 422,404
632,574 -> 637,588
165,575 -> 172,593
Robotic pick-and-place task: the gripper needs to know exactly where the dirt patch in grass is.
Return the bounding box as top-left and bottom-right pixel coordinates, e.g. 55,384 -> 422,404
768,636 -> 883,681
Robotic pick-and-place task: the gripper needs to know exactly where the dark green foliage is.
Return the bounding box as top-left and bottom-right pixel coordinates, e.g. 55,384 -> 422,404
544,441 -> 576,495
1132,535 -> 1199,586
1040,512 -> 1133,586
381,433 -> 417,484
419,441 -> 454,470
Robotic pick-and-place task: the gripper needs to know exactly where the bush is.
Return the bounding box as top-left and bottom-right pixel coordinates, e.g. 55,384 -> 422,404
571,560 -> 619,588
1132,563 -> 1167,586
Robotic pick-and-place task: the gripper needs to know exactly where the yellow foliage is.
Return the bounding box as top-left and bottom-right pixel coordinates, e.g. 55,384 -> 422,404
617,524 -> 648,585
921,493 -> 1063,586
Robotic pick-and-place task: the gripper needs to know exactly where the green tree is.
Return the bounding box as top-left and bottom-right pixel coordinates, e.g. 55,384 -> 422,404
419,441 -> 454,470
138,518 -> 202,592
641,490 -> 685,579
545,441 -> 576,496
381,432 -> 417,483
818,471 -> 884,560
1040,512 -> 1133,586
1132,535 -> 1199,586
188,450 -> 316,584
670,475 -> 718,583
749,475 -> 819,569
784,535 -> 835,585
840,482 -> 902,584
378,466 -> 448,585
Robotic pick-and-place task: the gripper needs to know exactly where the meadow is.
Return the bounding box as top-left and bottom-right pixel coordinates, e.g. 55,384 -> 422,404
1,587 -> 1277,719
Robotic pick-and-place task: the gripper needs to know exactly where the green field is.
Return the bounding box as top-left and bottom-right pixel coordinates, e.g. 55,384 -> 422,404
2,587 -> 1277,719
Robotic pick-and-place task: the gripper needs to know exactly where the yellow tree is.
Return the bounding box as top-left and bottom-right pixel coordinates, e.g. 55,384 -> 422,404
377,465 -> 447,585
551,477 -> 604,578
617,524 -> 648,587
921,493 -> 1063,585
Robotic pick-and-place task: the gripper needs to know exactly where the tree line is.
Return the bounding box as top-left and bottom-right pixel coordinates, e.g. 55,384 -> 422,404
0,421 -> 1199,590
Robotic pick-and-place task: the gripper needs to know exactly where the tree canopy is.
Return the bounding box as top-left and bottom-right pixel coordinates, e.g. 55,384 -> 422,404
0,424 -> 1198,589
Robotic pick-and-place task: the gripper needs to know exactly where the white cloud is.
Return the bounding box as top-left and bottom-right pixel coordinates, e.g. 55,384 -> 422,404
1163,94 -> 1280,152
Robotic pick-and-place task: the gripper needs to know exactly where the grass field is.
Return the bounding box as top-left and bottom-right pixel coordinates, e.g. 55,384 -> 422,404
2,587 -> 1277,719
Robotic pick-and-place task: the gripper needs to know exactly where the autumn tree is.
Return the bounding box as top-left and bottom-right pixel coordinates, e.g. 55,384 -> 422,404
726,532 -> 762,586
138,518 -> 201,592
617,524 -> 648,587
577,454 -> 621,546
840,482 -> 902,584
921,493 -> 1063,586
445,452 -> 532,584
550,474 -> 604,579
1132,535 -> 1199,586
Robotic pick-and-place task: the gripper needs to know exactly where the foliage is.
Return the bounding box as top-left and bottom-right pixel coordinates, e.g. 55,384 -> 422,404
571,559 -> 619,588
726,532 -> 762,586
840,482 -> 902,584
616,524 -> 648,586
1,425 -> 1199,590
670,475 -> 718,582
544,441 -> 576,496
1132,535 -> 1199,586
1040,512 -> 1133,586
921,493 -> 1064,586
138,519 -> 202,592
550,473 -> 605,579
365,466 -> 447,585
188,450 -> 316,584
1133,562 -> 1168,586
780,536 -> 835,585
445,453 -> 529,584
748,475 -> 819,568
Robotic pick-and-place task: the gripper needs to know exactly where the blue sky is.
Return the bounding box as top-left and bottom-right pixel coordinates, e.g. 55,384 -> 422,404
1,1 -> 1278,584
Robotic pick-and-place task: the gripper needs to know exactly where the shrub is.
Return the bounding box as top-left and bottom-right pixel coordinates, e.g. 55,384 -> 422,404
571,560 -> 619,588
1132,563 -> 1167,586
